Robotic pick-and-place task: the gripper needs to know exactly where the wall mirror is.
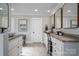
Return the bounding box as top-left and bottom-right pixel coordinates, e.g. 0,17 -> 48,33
18,19 -> 28,32
55,8 -> 61,28
63,3 -> 77,28
0,3 -> 9,28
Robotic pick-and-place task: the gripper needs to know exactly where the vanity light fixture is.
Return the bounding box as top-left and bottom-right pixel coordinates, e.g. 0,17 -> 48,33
0,8 -> 3,10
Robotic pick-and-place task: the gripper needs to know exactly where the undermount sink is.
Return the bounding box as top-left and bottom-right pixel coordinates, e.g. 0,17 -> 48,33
8,33 -> 15,38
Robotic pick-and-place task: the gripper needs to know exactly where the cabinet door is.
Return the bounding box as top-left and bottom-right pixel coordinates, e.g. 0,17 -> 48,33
18,36 -> 23,56
64,42 -> 79,56
53,47 -> 63,56
51,37 -> 63,56
9,36 -> 23,56
43,33 -> 48,48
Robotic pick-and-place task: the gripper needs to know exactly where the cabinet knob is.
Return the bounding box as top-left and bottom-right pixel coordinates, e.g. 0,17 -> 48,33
18,46 -> 19,48
33,32 -> 35,34
54,50 -> 56,52
55,43 -> 56,45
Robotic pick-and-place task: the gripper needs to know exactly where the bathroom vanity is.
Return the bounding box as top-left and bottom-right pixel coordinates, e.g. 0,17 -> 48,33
51,33 -> 79,56
8,34 -> 24,56
44,31 -> 79,56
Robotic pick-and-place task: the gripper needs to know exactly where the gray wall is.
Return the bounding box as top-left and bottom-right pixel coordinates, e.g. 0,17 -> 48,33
0,34 -> 4,56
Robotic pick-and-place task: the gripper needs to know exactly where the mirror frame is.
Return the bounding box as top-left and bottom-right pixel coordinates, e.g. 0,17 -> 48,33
7,3 -> 9,29
77,3 -> 79,27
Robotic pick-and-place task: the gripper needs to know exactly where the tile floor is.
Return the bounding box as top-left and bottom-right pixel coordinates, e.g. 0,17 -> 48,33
22,43 -> 49,56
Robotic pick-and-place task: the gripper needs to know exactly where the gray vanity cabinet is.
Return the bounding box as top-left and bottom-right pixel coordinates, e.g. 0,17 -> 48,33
51,36 -> 79,56
8,36 -> 23,56
51,37 -> 63,56
43,33 -> 48,49
63,42 -> 79,56
0,33 -> 9,56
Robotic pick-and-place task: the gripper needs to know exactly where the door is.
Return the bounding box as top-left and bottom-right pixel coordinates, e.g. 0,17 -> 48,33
31,18 -> 42,43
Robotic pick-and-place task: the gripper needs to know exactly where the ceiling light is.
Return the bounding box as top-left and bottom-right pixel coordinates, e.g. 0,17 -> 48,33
11,8 -> 15,11
34,9 -> 38,12
0,8 -> 3,10
67,10 -> 71,12
48,10 -> 50,13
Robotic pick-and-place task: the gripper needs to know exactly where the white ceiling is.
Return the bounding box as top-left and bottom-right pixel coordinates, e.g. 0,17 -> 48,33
9,3 -> 58,16
63,3 -> 77,16
0,3 -> 8,15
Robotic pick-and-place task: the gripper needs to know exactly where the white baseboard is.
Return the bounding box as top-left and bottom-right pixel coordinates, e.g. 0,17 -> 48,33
26,41 -> 33,44
26,41 -> 44,44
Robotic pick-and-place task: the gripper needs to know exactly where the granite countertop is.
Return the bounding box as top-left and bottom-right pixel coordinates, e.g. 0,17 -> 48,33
44,31 -> 79,42
50,33 -> 79,42
8,34 -> 25,41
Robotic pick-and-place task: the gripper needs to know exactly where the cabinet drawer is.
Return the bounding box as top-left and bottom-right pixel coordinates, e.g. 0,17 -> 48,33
53,39 -> 63,49
53,47 -> 62,56
53,43 -> 62,50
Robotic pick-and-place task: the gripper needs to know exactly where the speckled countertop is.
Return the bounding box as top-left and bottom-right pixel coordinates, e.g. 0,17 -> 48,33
44,31 -> 79,42
8,34 -> 25,41
50,33 -> 79,42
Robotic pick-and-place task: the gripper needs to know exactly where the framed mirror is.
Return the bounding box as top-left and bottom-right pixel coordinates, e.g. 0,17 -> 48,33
0,3 -> 9,28
55,8 -> 62,28
63,3 -> 77,28
18,19 -> 28,32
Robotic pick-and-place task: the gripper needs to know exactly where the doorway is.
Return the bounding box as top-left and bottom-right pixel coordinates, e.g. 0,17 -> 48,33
30,18 -> 43,43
